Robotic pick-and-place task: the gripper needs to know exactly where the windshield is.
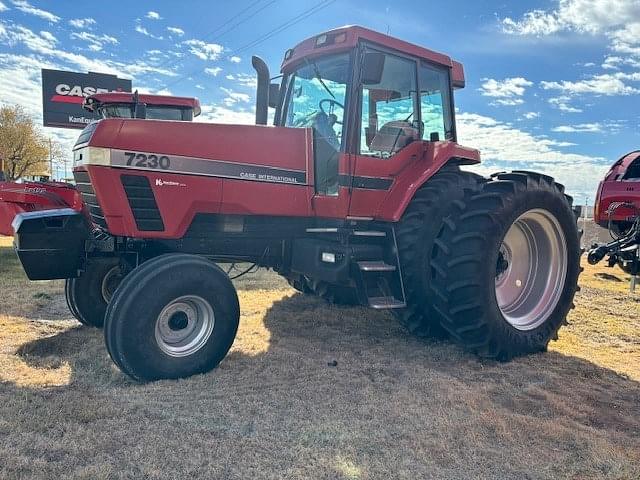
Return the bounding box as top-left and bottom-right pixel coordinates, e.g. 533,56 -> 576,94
284,53 -> 350,150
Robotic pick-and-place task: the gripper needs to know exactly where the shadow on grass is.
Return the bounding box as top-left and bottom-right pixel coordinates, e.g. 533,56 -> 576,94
2,257 -> 640,478
594,272 -> 624,282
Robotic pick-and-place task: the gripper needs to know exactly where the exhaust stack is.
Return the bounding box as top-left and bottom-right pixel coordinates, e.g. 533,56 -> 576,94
252,56 -> 270,125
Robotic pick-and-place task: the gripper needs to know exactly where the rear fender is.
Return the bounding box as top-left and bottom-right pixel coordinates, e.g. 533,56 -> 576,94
377,142 -> 480,222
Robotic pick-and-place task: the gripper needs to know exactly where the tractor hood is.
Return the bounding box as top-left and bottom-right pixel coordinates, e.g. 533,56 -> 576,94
73,119 -> 312,186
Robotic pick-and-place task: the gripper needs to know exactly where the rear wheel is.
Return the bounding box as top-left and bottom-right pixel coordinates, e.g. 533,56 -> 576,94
104,254 -> 240,381
395,169 -> 483,338
430,171 -> 581,360
65,257 -> 125,327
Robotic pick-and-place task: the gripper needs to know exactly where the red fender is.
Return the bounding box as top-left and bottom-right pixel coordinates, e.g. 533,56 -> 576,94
376,142 -> 480,222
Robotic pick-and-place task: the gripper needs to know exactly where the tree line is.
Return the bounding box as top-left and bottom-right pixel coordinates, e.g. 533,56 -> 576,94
0,105 -> 64,181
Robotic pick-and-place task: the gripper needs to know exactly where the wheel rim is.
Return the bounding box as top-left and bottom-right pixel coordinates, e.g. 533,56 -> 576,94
154,295 -> 215,357
495,209 -> 567,331
101,266 -> 124,303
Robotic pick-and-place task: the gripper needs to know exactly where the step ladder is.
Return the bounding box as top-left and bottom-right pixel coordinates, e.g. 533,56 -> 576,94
351,227 -> 406,309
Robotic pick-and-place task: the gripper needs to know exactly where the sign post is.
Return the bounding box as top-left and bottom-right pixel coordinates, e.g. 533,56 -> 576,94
41,69 -> 132,129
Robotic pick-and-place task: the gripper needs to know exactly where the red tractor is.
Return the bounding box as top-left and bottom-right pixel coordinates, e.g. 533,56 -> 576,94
0,92 -> 200,236
588,151 -> 640,278
12,27 -> 581,381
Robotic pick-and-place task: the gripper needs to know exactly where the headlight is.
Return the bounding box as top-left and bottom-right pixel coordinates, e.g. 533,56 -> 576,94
74,147 -> 110,166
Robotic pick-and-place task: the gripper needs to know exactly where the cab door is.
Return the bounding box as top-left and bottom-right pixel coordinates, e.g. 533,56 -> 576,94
279,52 -> 354,219
348,48 -> 420,218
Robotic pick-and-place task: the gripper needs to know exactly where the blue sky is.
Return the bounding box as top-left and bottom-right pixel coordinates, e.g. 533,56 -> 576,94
1,0 -> 639,202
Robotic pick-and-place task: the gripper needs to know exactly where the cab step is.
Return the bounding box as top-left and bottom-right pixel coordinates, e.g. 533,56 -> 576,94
352,230 -> 386,237
358,261 -> 396,272
368,296 -> 406,309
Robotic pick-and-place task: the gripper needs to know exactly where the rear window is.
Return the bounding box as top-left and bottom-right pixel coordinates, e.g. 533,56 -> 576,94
100,104 -> 134,118
146,106 -> 193,121
623,154 -> 640,180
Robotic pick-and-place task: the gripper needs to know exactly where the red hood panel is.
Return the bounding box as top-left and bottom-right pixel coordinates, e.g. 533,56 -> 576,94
88,119 -> 312,172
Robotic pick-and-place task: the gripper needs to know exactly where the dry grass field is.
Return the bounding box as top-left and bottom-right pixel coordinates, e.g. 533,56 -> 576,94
0,234 -> 639,479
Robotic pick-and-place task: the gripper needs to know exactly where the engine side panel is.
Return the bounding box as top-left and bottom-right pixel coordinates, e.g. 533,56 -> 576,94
81,120 -> 316,238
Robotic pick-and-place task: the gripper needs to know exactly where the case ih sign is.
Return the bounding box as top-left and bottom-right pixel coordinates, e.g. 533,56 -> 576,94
41,69 -> 132,129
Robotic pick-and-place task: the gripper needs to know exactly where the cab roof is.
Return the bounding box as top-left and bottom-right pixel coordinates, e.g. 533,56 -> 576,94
281,25 -> 465,88
84,93 -> 201,116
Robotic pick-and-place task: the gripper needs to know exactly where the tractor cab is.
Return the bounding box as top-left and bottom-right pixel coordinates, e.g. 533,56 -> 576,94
253,25 -> 474,217
83,92 -> 201,121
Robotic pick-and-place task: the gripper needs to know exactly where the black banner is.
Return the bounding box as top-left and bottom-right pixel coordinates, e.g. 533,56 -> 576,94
41,69 -> 131,129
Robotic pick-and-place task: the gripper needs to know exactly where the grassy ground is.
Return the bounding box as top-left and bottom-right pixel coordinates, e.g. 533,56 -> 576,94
0,235 -> 639,479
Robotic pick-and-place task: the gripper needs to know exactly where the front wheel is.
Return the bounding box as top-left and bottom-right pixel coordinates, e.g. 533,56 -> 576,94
104,254 -> 240,381
65,257 -> 125,327
430,171 -> 581,360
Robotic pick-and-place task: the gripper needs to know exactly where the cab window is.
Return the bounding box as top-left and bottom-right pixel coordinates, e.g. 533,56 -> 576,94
284,53 -> 350,195
419,63 -> 453,141
359,52 -> 418,158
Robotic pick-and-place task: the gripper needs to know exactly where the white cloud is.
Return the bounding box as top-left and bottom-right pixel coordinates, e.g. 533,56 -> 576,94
197,104 -> 255,124
0,21 -> 175,78
502,10 -> 563,36
0,1 -> 8,12
70,31 -> 118,52
226,73 -> 257,88
548,96 -> 583,113
0,53 -> 76,174
146,11 -> 162,20
551,121 -> 624,133
457,112 -> 607,202
229,56 -> 241,63
523,112 -> 540,119
39,30 -> 56,43
552,123 -> 603,133
501,1 -> 640,101
11,0 -> 59,22
184,39 -> 223,60
220,87 -> 251,106
0,53 -> 57,116
69,18 -> 96,29
135,25 -> 163,40
501,0 -> 640,36
167,26 -> 184,36
204,66 -> 222,76
541,73 -> 640,96
479,77 -> 533,106
552,120 -> 626,134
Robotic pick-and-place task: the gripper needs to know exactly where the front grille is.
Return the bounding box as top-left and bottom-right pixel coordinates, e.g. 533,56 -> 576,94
73,170 -> 107,229
121,175 -> 165,232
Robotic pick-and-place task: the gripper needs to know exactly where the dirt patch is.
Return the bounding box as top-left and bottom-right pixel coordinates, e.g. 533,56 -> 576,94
0,240 -> 639,479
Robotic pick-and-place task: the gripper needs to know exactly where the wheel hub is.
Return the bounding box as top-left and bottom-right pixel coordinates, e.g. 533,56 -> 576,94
154,295 -> 215,357
101,266 -> 124,303
495,209 -> 568,331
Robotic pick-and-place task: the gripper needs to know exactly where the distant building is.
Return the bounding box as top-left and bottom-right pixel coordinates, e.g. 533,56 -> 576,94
576,205 -> 594,219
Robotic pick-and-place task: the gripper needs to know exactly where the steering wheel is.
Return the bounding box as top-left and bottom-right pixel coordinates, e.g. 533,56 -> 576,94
319,98 -> 345,125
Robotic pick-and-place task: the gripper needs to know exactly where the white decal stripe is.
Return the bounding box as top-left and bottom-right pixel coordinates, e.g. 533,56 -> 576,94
109,150 -> 307,185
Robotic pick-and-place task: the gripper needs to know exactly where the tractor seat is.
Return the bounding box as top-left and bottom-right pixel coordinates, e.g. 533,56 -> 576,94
369,121 -> 419,155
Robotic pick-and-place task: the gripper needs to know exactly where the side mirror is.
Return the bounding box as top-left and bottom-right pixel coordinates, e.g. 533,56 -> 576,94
268,83 -> 280,109
134,102 -> 147,119
362,52 -> 385,85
